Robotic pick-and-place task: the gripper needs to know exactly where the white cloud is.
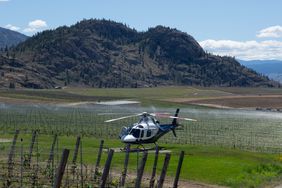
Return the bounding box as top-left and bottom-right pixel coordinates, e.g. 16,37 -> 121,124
5,24 -> 20,31
28,19 -> 47,28
200,39 -> 282,60
256,25 -> 282,38
23,27 -> 37,33
0,0 -> 10,2
23,19 -> 47,33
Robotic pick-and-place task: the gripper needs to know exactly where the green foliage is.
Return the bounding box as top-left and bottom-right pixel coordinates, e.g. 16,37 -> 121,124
225,163 -> 282,187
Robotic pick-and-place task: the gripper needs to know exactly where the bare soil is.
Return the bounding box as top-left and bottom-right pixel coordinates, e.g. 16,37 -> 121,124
110,169 -> 227,188
167,95 -> 282,109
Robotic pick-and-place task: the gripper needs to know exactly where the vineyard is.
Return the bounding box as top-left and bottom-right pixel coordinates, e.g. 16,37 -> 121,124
0,103 -> 282,187
0,104 -> 282,153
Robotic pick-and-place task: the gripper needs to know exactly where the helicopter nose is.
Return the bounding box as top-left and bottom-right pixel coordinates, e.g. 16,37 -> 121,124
122,135 -> 136,143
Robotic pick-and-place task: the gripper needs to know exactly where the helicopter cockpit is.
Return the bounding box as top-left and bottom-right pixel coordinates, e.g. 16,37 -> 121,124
129,123 -> 158,139
130,128 -> 140,138
118,113 -> 162,142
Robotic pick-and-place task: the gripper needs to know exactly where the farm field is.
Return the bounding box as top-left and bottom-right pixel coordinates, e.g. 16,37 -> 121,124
187,95 -> 282,109
0,87 -> 282,187
1,86 -> 282,108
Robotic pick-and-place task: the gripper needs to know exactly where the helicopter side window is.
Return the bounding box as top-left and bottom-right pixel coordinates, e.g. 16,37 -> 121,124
141,130 -> 144,138
147,130 -> 151,137
130,129 -> 140,138
137,125 -> 144,128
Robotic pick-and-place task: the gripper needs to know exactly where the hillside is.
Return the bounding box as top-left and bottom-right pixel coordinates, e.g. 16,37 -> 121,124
239,60 -> 282,83
0,19 -> 278,88
0,27 -> 28,48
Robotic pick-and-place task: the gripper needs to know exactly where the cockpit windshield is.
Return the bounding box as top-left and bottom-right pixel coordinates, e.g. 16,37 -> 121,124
130,128 -> 140,138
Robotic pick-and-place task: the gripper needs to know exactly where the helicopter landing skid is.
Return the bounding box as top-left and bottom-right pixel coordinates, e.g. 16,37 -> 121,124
122,144 -> 165,153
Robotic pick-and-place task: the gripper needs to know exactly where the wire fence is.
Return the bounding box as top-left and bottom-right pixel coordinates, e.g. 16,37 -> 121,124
0,131 -> 184,188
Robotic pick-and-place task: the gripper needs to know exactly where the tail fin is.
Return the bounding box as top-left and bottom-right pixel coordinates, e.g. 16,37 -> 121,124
172,108 -> 180,126
171,108 -> 180,137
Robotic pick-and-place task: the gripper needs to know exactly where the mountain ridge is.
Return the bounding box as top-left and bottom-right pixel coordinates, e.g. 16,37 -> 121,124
0,27 -> 28,49
0,19 -> 279,88
239,59 -> 282,83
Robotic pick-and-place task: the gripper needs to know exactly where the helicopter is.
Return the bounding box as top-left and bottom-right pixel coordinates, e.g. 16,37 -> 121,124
105,109 -> 197,145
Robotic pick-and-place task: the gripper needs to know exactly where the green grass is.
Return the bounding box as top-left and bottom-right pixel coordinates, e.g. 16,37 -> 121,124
1,133 -> 281,187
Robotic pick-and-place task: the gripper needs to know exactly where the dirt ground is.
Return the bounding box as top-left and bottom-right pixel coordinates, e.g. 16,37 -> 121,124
109,170 -> 227,188
163,179 -> 227,188
166,95 -> 282,109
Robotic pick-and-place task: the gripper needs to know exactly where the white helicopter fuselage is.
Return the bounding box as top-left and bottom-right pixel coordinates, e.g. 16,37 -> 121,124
120,115 -> 160,144
106,109 -> 195,145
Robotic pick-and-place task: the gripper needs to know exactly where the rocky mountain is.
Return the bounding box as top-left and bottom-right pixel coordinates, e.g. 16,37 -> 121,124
0,19 -> 279,88
0,27 -> 28,48
239,60 -> 282,83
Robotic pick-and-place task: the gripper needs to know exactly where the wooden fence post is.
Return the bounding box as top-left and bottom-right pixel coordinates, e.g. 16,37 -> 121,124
47,134 -> 58,187
157,153 -> 171,188
71,135 -> 80,185
53,149 -> 70,188
120,144 -> 130,186
135,151 -> 148,188
72,136 -> 81,165
27,130 -> 37,165
20,138 -> 23,187
149,146 -> 159,188
80,137 -> 83,188
47,134 -> 57,169
8,129 -> 19,165
94,139 -> 104,181
173,151 -> 184,188
100,149 -> 114,188
7,129 -> 19,186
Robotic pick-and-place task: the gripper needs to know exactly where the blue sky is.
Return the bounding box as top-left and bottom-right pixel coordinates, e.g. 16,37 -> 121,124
1,0 -> 282,60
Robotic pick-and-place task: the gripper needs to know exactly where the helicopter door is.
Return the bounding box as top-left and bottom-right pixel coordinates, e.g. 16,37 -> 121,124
146,130 -> 151,137
140,130 -> 144,140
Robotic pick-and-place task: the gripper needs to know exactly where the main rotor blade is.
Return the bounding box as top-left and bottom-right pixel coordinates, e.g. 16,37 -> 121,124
105,114 -> 139,123
169,116 -> 197,121
155,114 -> 197,122
98,113 -> 131,115
152,113 -> 171,117
184,118 -> 197,122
